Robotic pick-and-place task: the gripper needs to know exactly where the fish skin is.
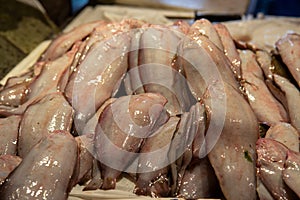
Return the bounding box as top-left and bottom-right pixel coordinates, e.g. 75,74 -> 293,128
29,41 -> 81,99
189,19 -> 224,51
169,20 -> 190,35
94,93 -> 169,190
0,43 -> 79,117
0,115 -> 21,156
124,28 -> 145,95
123,20 -> 149,95
273,74 -> 300,133
265,122 -> 299,152
207,83 -> 258,200
176,103 -> 219,199
40,20 -> 106,61
0,130 -> 78,200
239,49 -> 288,126
134,116 -> 179,197
214,23 -> 242,80
256,50 -> 273,80
179,31 -> 239,101
0,155 -> 22,186
3,71 -> 33,89
276,33 -> 300,88
283,150 -> 300,198
75,135 -> 94,184
168,103 -> 204,196
18,92 -> 74,158
0,81 -> 30,107
65,28 -> 131,134
256,138 -> 298,200
177,157 -> 219,199
138,26 -> 193,116
81,98 -> 116,137
256,178 -> 274,200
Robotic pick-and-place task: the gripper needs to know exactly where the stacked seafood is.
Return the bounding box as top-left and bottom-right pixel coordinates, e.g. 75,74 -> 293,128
0,18 -> 299,200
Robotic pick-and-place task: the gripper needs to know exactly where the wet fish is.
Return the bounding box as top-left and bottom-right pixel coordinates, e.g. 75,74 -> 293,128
177,157 -> 219,199
276,33 -> 300,87
65,28 -> 131,134
18,92 -> 74,158
138,26 -> 193,115
273,74 -> 300,132
29,41 -> 81,99
0,43 -> 79,117
3,71 -> 33,89
178,34 -> 238,102
75,134 -> 94,184
256,138 -> 298,200
0,81 -> 30,107
256,50 -> 273,80
41,21 -> 105,61
189,19 -> 223,51
168,103 -> 202,196
214,23 -> 242,80
265,122 -> 299,152
0,115 -> 21,155
283,150 -> 300,198
207,83 -> 258,200
0,130 -> 78,200
94,93 -> 169,189
170,20 -> 190,35
0,155 -> 22,185
239,49 -> 288,125
134,116 -> 179,197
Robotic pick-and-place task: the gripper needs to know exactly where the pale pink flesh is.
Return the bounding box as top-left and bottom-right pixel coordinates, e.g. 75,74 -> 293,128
0,155 -> 22,185
265,122 -> 299,152
168,103 -> 203,196
0,115 -> 21,155
124,28 -> 145,95
0,44 -> 78,117
115,20 -> 148,95
283,150 -> 300,198
0,72 -> 33,107
95,93 -> 169,190
81,98 -> 116,137
276,33 -> 300,87
0,130 -> 78,200
60,40 -> 88,91
273,74 -> 300,133
178,35 -> 238,102
239,50 -> 288,125
18,92 -> 74,158
191,102 -> 206,158
75,135 -> 94,184
207,83 -> 258,200
168,112 -> 191,195
135,116 -> 179,197
256,179 -> 274,200
256,50 -> 273,80
189,19 -> 223,51
178,157 -> 219,199
29,41 -> 80,99
0,81 -> 30,107
214,23 -> 242,80
41,20 -> 106,61
256,138 -> 298,199
170,20 -> 190,35
65,29 -> 130,134
138,26 -> 193,115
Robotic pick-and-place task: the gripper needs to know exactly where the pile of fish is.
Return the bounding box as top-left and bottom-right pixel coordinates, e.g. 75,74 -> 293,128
0,18 -> 299,200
